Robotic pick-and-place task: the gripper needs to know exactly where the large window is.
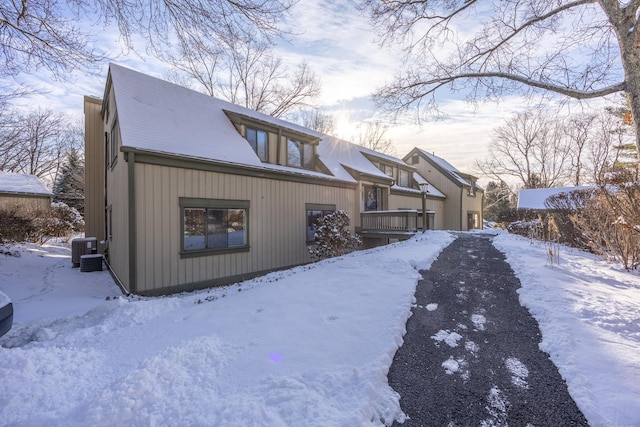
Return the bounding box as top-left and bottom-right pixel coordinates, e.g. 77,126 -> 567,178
363,185 -> 381,212
181,198 -> 249,256
306,204 -> 336,242
287,139 -> 315,170
246,127 -> 268,162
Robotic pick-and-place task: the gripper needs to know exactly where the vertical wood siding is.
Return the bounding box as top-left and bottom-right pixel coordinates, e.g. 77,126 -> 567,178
413,158 -> 463,230
132,163 -> 356,294
0,195 -> 50,212
83,97 -> 106,245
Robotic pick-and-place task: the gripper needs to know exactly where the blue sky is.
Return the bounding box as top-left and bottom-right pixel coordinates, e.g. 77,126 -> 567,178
6,0 -> 613,176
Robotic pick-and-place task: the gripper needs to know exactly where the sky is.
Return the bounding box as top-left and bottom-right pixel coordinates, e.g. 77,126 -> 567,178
7,0 -> 616,177
0,230 -> 638,425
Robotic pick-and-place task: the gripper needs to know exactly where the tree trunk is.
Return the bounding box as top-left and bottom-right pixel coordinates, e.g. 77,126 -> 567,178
600,0 -> 640,161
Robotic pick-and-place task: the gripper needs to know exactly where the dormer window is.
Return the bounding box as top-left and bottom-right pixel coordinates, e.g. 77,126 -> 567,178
399,169 -> 410,187
468,178 -> 477,196
246,127 -> 268,162
287,138 -> 315,170
379,164 -> 393,177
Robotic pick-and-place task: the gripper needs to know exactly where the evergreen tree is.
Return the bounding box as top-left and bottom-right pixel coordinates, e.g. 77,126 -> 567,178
483,181 -> 516,223
53,147 -> 84,215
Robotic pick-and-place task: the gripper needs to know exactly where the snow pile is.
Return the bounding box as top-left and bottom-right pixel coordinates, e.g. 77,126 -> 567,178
0,232 -> 455,426
492,230 -> 640,425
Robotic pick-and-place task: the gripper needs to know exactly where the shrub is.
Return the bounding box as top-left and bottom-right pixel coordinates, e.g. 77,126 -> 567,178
0,203 -> 84,244
571,171 -> 640,271
308,210 -> 362,260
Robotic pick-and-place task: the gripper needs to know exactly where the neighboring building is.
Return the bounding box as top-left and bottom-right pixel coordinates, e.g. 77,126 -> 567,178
0,171 -> 52,212
404,148 -> 484,230
84,64 -> 475,296
517,186 -> 597,210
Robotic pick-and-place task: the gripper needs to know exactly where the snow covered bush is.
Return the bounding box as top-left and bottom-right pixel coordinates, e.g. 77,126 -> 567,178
572,170 -> 640,271
544,189 -> 597,250
0,207 -> 39,243
34,202 -> 85,243
0,203 -> 84,244
308,210 -> 362,260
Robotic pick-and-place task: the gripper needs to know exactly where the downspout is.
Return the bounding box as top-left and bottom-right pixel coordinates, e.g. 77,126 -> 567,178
460,188 -> 463,231
127,151 -> 137,293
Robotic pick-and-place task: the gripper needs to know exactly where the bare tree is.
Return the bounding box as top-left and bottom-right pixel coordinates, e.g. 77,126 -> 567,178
355,121 -> 396,155
168,35 -> 320,119
0,108 -> 76,185
361,0 -> 640,158
297,108 -> 336,135
0,0 -> 294,82
476,108 -> 572,188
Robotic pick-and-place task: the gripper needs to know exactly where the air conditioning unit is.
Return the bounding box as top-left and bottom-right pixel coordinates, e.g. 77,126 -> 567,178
71,237 -> 97,267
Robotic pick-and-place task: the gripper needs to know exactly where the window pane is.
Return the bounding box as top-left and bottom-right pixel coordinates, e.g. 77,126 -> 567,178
303,144 -> 314,169
256,130 -> 268,161
246,128 -> 257,153
399,170 -> 410,187
227,209 -> 247,247
207,209 -> 228,249
307,209 -> 335,241
287,139 -> 302,167
364,186 -> 379,211
184,208 -> 206,250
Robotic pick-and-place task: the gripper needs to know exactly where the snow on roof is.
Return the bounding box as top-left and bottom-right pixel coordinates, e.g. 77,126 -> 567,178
411,172 -> 446,198
317,136 -> 392,182
0,171 -> 51,195
517,186 -> 597,210
109,64 -> 451,190
416,148 -> 472,186
109,64 -> 361,183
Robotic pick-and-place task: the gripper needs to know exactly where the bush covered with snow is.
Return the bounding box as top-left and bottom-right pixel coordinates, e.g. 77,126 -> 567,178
0,203 -> 84,244
308,210 -> 362,260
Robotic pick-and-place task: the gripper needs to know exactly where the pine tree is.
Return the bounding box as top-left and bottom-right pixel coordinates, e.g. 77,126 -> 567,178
483,181 -> 515,223
53,147 -> 85,215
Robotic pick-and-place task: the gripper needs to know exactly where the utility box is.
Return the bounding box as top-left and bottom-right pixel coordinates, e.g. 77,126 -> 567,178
72,237 -> 97,267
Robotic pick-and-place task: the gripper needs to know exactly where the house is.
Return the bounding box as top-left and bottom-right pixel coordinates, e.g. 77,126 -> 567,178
404,148 -> 483,230
84,64 -> 472,296
0,171 -> 52,212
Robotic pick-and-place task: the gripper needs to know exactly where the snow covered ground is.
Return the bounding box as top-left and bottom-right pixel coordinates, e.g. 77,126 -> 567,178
0,230 -> 638,426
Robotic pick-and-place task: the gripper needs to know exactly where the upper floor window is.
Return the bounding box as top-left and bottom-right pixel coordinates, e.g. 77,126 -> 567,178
287,139 -> 315,170
399,169 -> 410,187
246,127 -> 268,162
411,155 -> 419,165
468,179 -> 477,197
379,163 -> 393,177
109,117 -> 119,167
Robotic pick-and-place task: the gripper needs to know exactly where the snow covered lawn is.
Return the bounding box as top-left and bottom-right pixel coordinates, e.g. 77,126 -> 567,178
0,230 -> 638,426
491,230 -> 640,426
0,232 -> 454,426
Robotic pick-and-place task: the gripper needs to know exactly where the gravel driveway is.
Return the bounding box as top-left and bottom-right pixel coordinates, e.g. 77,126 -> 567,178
388,233 -> 589,426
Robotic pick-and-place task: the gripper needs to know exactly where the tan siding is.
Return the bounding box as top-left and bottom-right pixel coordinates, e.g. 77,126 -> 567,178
0,195 -> 50,212
83,97 -> 105,245
129,162 -> 355,294
413,157 -> 463,230
106,151 -> 129,289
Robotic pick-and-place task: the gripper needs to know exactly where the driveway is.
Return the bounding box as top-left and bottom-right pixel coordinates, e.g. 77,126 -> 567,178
388,233 -> 589,426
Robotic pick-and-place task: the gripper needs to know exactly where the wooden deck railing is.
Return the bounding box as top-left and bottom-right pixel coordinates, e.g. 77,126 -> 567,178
360,210 -> 420,233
